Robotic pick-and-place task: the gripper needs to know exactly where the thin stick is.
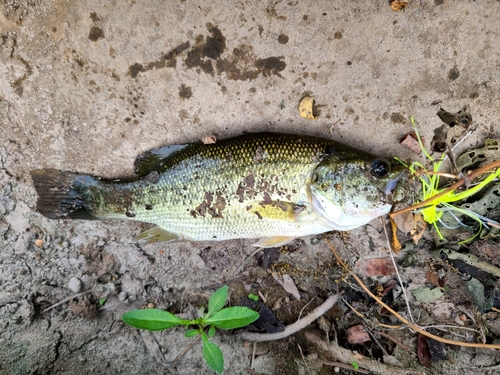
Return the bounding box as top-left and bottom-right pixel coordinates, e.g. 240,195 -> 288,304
349,270 -> 500,349
40,290 -> 92,314
297,296 -> 316,321
297,344 -> 312,375
326,238 -> 500,349
308,332 -> 425,375
245,369 -> 264,375
382,220 -> 414,323
377,331 -> 416,356
238,294 -> 338,342
251,342 -> 256,369
236,247 -> 263,274
172,334 -> 201,365
415,171 -> 458,179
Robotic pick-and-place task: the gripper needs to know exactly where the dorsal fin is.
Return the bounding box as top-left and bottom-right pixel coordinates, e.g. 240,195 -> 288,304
134,143 -> 198,176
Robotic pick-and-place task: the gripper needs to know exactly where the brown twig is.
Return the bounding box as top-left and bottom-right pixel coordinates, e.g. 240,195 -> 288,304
377,331 -> 417,356
307,332 -> 425,375
172,333 -> 201,365
245,369 -> 264,375
40,290 -> 92,314
415,170 -> 459,179
325,238 -> 500,350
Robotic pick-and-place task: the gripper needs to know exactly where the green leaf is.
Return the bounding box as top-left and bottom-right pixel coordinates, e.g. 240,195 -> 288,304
208,286 -> 228,316
202,337 -> 224,374
208,325 -> 216,338
98,298 -> 107,306
247,293 -> 259,301
205,306 -> 259,329
122,309 -> 183,331
185,329 -> 199,338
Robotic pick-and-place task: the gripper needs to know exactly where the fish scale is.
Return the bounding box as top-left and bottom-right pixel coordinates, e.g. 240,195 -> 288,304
31,133 -> 404,247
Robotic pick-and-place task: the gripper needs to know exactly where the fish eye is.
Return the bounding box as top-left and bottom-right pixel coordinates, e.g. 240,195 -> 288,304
370,160 -> 390,178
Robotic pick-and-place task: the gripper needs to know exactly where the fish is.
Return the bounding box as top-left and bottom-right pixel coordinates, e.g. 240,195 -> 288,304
31,132 -> 405,247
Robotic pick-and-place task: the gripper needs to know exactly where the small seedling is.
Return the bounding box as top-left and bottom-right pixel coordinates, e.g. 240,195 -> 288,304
351,360 -> 359,370
247,293 -> 259,301
122,286 -> 259,374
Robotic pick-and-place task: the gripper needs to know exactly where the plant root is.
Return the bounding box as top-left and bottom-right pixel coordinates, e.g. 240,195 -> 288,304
238,294 -> 338,342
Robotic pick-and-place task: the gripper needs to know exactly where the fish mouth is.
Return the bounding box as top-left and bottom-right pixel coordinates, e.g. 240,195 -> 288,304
310,193 -> 375,231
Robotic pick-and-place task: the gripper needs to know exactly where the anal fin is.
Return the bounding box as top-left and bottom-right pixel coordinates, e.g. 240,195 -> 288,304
136,226 -> 179,243
253,236 -> 295,248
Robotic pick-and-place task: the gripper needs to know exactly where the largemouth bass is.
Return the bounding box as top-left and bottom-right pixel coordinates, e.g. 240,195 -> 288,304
31,133 -> 404,247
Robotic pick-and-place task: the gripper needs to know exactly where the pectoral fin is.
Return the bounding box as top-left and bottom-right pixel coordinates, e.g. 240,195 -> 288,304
136,226 -> 179,243
253,236 -> 295,248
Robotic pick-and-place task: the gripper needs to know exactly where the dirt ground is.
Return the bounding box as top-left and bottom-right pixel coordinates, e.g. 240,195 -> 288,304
1,1 -> 500,374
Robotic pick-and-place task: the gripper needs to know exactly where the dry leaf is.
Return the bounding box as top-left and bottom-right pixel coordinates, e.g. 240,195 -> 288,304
389,216 -> 402,253
355,258 -> 396,277
399,131 -> 422,154
392,211 -> 415,234
425,270 -> 441,288
346,325 -> 371,345
202,135 -> 217,144
299,96 -> 317,120
382,279 -> 398,296
272,273 -> 301,300
411,212 -> 427,244
417,333 -> 432,369
391,0 -> 409,11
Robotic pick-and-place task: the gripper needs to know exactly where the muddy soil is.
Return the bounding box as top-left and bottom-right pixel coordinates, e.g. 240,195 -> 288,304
1,1 -> 500,374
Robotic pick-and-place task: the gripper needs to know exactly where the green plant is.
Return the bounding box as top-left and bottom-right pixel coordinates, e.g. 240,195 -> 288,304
122,286 -> 259,374
247,293 -> 259,301
395,117 -> 500,243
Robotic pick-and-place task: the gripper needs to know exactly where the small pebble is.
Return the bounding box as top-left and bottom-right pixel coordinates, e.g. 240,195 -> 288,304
35,239 -> 44,247
147,302 -> 155,309
117,291 -> 128,302
68,277 -> 83,293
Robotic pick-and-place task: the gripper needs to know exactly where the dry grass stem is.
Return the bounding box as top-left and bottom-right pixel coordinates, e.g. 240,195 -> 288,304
326,238 -> 500,349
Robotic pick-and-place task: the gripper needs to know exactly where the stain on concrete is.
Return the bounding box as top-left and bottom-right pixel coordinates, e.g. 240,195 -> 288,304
128,41 -> 190,78
89,12 -> 101,22
448,66 -> 460,81
278,33 -> 289,44
390,112 -> 406,124
179,84 -> 193,99
184,24 -> 226,75
88,27 -> 105,41
254,56 -> 286,77
185,26 -> 286,80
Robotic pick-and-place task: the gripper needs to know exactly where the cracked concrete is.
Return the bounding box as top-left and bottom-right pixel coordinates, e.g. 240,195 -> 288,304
1,0 -> 500,374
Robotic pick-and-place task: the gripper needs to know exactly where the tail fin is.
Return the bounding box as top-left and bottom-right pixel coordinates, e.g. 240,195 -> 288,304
31,169 -> 99,220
